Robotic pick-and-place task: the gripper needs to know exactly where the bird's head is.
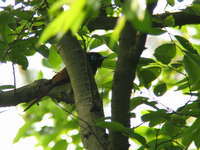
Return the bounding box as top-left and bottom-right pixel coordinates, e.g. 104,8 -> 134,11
87,52 -> 106,74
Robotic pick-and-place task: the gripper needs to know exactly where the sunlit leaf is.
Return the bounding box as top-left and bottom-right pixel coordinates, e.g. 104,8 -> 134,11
135,126 -> 157,141
48,0 -> 68,15
96,120 -> 126,132
39,0 -> 86,44
13,122 -> 33,143
91,33 -> 119,51
163,15 -> 175,26
175,35 -> 197,54
110,16 -> 126,46
183,53 -> 200,90
129,132 -> 147,146
154,43 -> 176,64
52,140 -> 68,150
142,109 -> 169,127
48,46 -> 62,70
167,0 -> 175,6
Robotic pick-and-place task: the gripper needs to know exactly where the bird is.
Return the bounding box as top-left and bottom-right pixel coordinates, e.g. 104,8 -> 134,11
51,52 -> 106,86
87,52 -> 106,74
24,52 -> 105,111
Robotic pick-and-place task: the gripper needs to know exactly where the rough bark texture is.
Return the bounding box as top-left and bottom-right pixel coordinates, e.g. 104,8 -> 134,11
111,22 -> 147,150
87,12 -> 200,31
0,79 -> 74,107
0,79 -> 50,106
58,32 -> 108,150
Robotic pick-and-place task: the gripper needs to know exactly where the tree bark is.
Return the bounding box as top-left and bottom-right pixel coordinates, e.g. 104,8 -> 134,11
58,32 -> 108,150
0,79 -> 74,107
87,12 -> 200,31
111,22 -> 147,150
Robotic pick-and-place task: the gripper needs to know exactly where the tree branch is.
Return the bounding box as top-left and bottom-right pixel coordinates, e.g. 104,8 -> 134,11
111,22 -> 147,150
154,12 -> 200,27
0,79 -> 74,107
87,12 -> 200,31
58,32 -> 108,150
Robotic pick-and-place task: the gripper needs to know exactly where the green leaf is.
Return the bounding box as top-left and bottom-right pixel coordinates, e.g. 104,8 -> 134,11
11,54 -> 29,69
0,42 -> 8,61
139,138 -> 183,150
14,10 -> 34,20
167,0 -> 175,6
138,66 -> 161,88
182,119 -> 200,147
72,134 -> 81,144
153,82 -> 167,96
0,85 -> 15,90
48,46 -> 62,70
184,4 -> 200,16
194,129 -> 200,148
175,78 -> 189,91
129,132 -> 147,146
176,82 -> 189,91
142,109 -> 169,127
89,37 -> 104,49
0,24 -> 13,43
124,0 -> 152,33
183,53 -> 200,90
10,38 -> 37,56
110,16 -> 126,46
13,122 -> 33,143
36,45 -> 49,58
130,96 -> 148,111
52,140 -> 68,150
175,35 -> 197,54
130,96 -> 158,110
138,57 -> 155,67
96,121 -> 126,132
135,126 -> 157,141
163,15 -> 175,26
39,0 -> 86,44
48,0 -> 68,15
154,43 -> 176,64
42,58 -> 52,68
37,71 -> 43,80
96,120 -> 147,145
102,59 -> 116,70
91,34 -> 119,52
96,68 -> 113,87
161,122 -> 181,137
0,12 -> 15,25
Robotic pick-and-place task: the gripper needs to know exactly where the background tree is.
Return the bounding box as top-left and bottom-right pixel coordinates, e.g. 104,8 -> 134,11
1,0 -> 200,149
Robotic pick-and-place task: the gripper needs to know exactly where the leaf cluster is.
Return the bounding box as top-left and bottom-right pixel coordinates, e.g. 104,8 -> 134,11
1,0 -> 200,149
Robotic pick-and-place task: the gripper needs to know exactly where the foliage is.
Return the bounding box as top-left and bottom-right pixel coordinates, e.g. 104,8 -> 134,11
1,0 -> 200,149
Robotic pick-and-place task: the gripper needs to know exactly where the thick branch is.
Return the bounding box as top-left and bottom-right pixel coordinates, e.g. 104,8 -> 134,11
58,32 -> 108,150
154,12 -> 200,27
87,12 -> 200,31
111,22 -> 147,150
0,79 -> 74,107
